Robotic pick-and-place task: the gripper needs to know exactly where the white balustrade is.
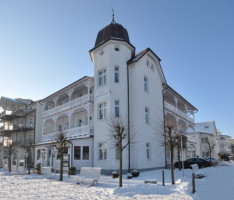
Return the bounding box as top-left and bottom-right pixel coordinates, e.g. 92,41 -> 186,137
42,94 -> 90,119
42,125 -> 91,142
164,102 -> 194,123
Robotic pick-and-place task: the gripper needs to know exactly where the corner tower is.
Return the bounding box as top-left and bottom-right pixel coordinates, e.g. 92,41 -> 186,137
89,17 -> 135,173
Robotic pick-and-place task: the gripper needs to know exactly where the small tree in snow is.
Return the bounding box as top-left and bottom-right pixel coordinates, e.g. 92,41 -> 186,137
106,116 -> 129,187
154,116 -> 179,185
206,137 -> 215,162
24,138 -> 34,174
53,125 -> 71,181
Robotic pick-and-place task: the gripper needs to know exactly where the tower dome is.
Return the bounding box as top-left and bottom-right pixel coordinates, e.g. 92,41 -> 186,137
94,20 -> 130,47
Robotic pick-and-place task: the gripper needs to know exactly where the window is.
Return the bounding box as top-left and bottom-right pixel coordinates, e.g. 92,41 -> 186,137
147,60 -> 150,67
74,146 -> 81,160
146,142 -> 151,159
98,103 -> 106,120
37,149 -> 41,160
145,107 -> 150,124
114,66 -> 119,83
144,76 -> 149,93
115,100 -> 120,117
98,69 -> 106,87
83,146 -> 89,160
99,143 -> 107,160
151,63 -> 154,71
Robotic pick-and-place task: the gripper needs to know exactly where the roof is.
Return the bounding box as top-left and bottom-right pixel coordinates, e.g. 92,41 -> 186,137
95,22 -> 130,47
194,121 -> 216,134
127,48 -> 161,65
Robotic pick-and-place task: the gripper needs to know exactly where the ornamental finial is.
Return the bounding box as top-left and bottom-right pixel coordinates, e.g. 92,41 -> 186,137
112,8 -> 115,24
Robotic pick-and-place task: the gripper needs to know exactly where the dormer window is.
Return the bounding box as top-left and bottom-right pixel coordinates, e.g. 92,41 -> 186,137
99,50 -> 104,55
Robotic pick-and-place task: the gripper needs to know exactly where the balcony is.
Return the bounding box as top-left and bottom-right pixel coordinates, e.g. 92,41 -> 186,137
0,124 -> 14,136
42,125 -> 93,142
0,111 -> 14,121
164,102 -> 194,123
12,141 -> 25,147
13,123 -> 34,132
42,94 -> 92,119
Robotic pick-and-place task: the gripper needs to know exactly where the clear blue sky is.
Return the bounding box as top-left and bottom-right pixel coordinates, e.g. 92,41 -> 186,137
0,0 -> 234,137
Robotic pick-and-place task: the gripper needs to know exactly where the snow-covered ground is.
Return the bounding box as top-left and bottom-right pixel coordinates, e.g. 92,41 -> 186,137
0,162 -> 234,200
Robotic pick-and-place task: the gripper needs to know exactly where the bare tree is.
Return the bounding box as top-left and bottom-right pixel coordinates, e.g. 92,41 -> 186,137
154,116 -> 178,185
106,116 -> 130,187
4,145 -> 13,172
206,137 -> 215,162
24,138 -> 34,174
53,125 -> 71,181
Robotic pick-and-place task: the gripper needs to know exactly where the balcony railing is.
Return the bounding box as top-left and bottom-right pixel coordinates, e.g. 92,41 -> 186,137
42,125 -> 93,142
42,94 -> 92,119
164,102 -> 194,123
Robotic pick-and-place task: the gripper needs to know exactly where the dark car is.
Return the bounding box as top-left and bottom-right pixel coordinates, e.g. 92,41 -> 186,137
174,158 -> 214,169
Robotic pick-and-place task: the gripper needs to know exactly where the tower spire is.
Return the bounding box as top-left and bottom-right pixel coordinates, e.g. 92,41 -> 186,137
112,8 -> 115,24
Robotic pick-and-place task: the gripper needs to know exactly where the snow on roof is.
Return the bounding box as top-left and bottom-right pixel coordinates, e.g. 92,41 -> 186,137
1,96 -> 26,105
195,121 -> 215,134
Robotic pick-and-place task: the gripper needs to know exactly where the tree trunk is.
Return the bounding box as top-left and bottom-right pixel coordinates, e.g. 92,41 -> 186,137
27,154 -> 31,175
59,154 -> 63,181
170,147 -> 175,185
8,148 -> 12,173
119,144 -> 123,187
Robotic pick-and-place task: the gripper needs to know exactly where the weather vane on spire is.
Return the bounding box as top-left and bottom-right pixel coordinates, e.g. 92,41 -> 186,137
112,8 -> 115,24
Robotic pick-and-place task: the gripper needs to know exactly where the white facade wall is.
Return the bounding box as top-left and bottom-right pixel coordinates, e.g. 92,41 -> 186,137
129,55 -> 165,169
92,40 -> 133,172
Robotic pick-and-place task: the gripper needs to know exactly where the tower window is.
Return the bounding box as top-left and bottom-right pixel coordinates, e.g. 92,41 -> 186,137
98,102 -> 106,120
114,66 -> 119,83
98,69 -> 106,87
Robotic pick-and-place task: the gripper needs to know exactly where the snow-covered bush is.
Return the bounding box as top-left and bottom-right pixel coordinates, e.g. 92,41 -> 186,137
112,171 -> 119,178
218,152 -> 230,161
131,169 -> 139,177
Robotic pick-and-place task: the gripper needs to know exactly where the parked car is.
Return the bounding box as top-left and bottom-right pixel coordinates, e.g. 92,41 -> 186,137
202,157 -> 219,165
174,158 -> 215,169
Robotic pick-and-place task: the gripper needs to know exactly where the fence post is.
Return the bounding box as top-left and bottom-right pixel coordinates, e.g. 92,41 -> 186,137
192,173 -> 196,193
162,170 -> 165,186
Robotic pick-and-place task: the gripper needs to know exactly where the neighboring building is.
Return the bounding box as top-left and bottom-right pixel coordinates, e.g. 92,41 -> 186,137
187,121 -> 219,158
231,139 -> 234,155
163,85 -> 197,161
219,134 -> 232,155
0,96 -> 42,172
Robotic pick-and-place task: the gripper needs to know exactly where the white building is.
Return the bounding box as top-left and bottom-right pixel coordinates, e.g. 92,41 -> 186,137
219,134 -> 232,155
187,121 -> 222,158
32,17 -> 197,174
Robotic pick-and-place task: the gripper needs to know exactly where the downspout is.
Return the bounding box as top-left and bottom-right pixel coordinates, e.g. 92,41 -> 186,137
127,64 -> 130,173
162,83 -> 169,169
